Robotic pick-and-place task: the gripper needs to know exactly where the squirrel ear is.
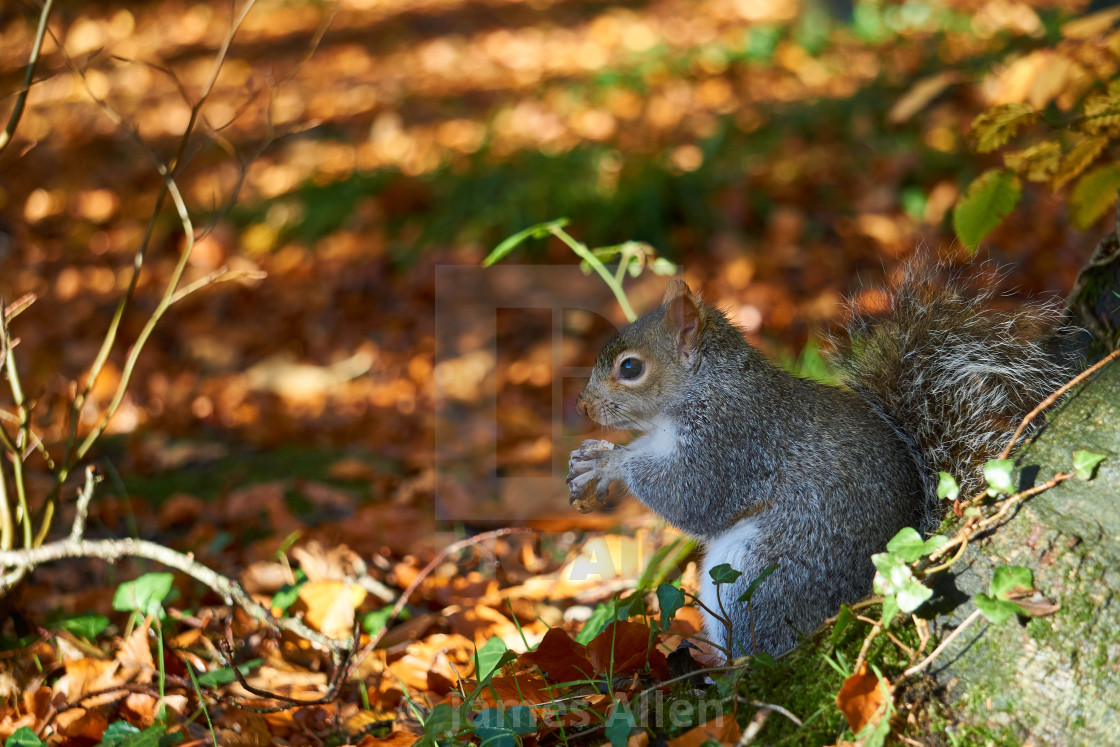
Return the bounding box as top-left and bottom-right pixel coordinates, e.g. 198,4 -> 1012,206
664,286 -> 702,365
662,278 -> 691,306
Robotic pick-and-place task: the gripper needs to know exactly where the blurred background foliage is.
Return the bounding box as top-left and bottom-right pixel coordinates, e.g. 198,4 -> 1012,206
0,0 -> 1117,500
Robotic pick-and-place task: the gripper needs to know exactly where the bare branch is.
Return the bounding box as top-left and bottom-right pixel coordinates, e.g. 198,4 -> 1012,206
0,0 -> 56,154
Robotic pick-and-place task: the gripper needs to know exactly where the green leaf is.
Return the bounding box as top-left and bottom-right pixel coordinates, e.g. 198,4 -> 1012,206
880,594 -> 899,628
708,563 -> 743,584
989,565 -> 1033,599
112,573 -> 174,618
975,593 -> 1022,624
831,604 -> 853,647
54,612 -> 110,640
96,721 -> 141,747
735,563 -> 780,604
423,703 -> 458,740
885,527 -> 926,562
1070,164 -> 1120,229
1072,450 -> 1107,481
953,170 -> 1022,252
472,707 -> 536,747
983,459 -> 1016,496
604,702 -> 636,747
871,553 -> 909,594
896,578 -> 933,613
482,219 -> 569,266
4,726 -> 47,747
937,472 -> 959,501
650,258 -> 678,276
111,722 -> 167,747
271,577 -> 306,613
474,637 -> 513,683
656,584 -> 685,631
195,658 -> 263,687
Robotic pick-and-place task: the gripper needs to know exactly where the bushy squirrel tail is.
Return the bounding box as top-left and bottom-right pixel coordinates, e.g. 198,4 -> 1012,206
829,258 -> 1078,532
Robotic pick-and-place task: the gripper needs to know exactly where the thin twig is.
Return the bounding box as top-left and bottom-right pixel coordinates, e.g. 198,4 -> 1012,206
0,0 -> 55,154
998,348 -> 1120,460
738,707 -> 770,746
749,700 -> 802,726
0,537 -> 348,659
68,466 -> 100,544
903,609 -> 983,677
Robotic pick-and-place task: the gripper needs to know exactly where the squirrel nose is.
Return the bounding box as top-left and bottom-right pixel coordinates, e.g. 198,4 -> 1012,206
576,394 -> 591,418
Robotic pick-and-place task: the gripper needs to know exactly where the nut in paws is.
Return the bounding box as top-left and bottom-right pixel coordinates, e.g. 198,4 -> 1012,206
567,439 -> 617,512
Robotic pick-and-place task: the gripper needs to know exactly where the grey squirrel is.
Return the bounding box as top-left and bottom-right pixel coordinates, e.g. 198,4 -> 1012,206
567,259 -> 1075,658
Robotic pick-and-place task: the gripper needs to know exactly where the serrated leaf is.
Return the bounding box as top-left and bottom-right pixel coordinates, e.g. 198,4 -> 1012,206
708,563 -> 742,584
975,593 -> 1022,624
1072,449 -> 1107,480
953,170 -> 1022,252
656,584 -> 685,630
984,459 -> 1016,496
1070,164 -> 1120,229
112,573 -> 174,618
1053,136 -> 1109,190
936,472 -> 960,501
736,563 -> 780,603
971,103 -> 1037,153
1080,94 -> 1120,136
990,565 -> 1033,599
1003,140 -> 1061,182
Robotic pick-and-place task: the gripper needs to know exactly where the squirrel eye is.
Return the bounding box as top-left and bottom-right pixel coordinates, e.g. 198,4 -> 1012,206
618,357 -> 644,380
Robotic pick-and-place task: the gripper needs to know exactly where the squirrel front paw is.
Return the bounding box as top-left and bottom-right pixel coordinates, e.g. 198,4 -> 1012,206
567,439 -> 619,513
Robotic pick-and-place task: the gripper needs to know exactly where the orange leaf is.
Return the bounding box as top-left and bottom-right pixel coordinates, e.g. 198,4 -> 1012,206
587,621 -> 669,679
835,664 -> 890,733
666,715 -> 741,747
517,628 -> 594,683
297,580 -> 365,638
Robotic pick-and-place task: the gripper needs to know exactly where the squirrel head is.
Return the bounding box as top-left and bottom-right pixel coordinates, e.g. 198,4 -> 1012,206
576,279 -> 706,429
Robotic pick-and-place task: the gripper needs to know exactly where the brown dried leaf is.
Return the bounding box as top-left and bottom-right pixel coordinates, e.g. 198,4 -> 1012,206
888,71 -> 960,124
587,621 -> 669,679
1052,136 -> 1109,190
666,715 -> 741,747
971,102 -> 1037,153
517,627 -> 595,683
836,664 -> 890,734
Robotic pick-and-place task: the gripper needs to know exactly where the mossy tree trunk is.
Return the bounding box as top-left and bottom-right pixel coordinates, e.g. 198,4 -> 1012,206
929,333 -> 1120,742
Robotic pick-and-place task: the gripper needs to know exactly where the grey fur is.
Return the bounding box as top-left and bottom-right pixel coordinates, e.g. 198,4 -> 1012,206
568,261 -> 1073,657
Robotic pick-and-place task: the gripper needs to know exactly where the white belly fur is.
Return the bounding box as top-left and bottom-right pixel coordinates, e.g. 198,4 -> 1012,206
700,516 -> 762,652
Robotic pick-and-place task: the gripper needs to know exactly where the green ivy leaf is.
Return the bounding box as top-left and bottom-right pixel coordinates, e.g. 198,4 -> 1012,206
656,584 -> 685,631
736,563 -> 780,604
871,552 -> 909,594
896,578 -> 934,613
937,472 -> 959,501
423,703 -> 458,741
881,594 -> 899,628
4,726 -> 47,747
885,527 -> 926,562
990,565 -> 1033,600
953,170 -> 1022,252
96,720 -> 142,747
195,658 -> 263,687
708,563 -> 742,584
983,459 -> 1016,496
975,593 -> 1022,624
112,573 -> 174,618
1072,450 -> 1107,481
